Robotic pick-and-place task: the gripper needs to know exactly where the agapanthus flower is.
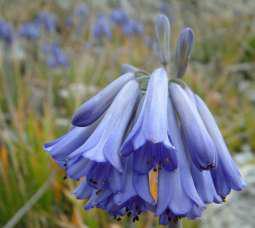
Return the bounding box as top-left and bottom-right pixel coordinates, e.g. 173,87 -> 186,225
0,19 -> 14,45
36,11 -> 57,33
18,21 -> 40,40
122,19 -> 144,37
92,15 -> 112,40
110,8 -> 129,26
121,68 -> 177,174
42,42 -> 69,69
44,14 -> 245,226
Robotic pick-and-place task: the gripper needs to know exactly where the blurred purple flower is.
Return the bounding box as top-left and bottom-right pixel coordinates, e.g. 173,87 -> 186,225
36,11 -> 57,33
110,8 -> 129,26
122,19 -> 144,37
92,15 -> 112,40
42,42 -> 69,68
19,21 -> 40,40
0,19 -> 14,45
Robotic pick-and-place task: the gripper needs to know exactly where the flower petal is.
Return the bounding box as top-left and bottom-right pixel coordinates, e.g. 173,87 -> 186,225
44,124 -> 96,161
81,80 -> 140,171
195,94 -> 246,192
133,173 -> 154,204
72,72 -> 135,126
122,68 -> 177,173
169,82 -> 217,170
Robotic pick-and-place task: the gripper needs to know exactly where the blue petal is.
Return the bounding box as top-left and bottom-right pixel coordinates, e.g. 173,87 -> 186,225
121,68 -> 177,173
113,158 -> 136,205
156,97 -> 205,216
190,165 -> 223,204
80,80 -> 140,171
157,168 -> 172,215
211,160 -> 231,198
72,72 -> 135,126
133,143 -> 154,174
109,169 -> 123,193
169,83 -> 217,170
175,90 -> 222,203
66,158 -> 93,179
133,173 -> 154,204
44,124 -> 97,161
85,189 -> 112,210
167,97 -> 204,207
195,94 -> 246,192
73,179 -> 94,199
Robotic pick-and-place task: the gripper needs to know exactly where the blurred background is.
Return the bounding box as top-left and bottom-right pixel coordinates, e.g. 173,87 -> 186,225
0,0 -> 255,227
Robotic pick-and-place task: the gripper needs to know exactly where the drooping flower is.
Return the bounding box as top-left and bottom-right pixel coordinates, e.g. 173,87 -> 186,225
0,19 -> 14,45
72,72 -> 135,126
36,11 -> 57,33
156,97 -> 205,222
194,94 -> 246,197
169,82 -> 217,170
92,15 -> 112,40
42,42 -> 69,68
121,68 -> 177,174
110,8 -> 129,26
18,21 -> 40,40
122,19 -> 144,37
112,155 -> 155,219
44,14 -> 246,226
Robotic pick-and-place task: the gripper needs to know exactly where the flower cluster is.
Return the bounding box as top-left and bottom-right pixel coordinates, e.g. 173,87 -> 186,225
44,15 -> 245,225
